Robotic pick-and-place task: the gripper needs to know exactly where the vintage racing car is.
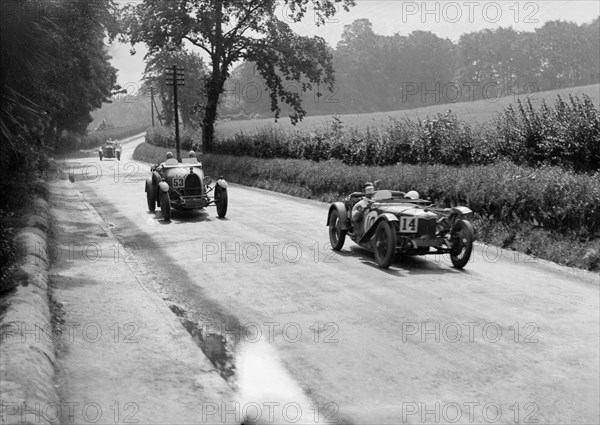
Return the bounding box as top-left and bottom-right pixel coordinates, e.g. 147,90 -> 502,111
145,157 -> 228,220
98,139 -> 121,161
327,187 -> 474,269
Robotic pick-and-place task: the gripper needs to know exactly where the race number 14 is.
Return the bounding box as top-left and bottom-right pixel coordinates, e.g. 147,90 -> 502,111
400,217 -> 417,233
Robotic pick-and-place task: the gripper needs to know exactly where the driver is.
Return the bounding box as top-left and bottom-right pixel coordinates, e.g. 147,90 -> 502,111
154,151 -> 174,172
352,182 -> 375,227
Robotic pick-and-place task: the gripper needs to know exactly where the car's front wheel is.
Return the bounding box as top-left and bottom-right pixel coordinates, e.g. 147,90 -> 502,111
159,190 -> 171,221
373,220 -> 396,269
328,209 -> 346,251
116,151 -> 121,161
449,219 -> 474,268
147,186 -> 156,212
215,185 -> 228,218
98,152 -> 103,161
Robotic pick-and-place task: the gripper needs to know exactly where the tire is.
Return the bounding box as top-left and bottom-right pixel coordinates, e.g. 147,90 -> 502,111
147,186 -> 156,212
116,151 -> 121,161
159,190 -> 171,221
373,220 -> 397,269
450,219 -> 474,269
215,185 -> 228,218
328,209 -> 346,251
99,152 -> 103,161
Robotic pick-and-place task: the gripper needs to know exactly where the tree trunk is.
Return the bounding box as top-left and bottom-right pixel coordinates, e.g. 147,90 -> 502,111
202,89 -> 219,153
201,0 -> 225,154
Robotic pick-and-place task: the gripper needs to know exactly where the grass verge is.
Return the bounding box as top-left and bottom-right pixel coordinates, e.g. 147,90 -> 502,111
134,142 -> 600,272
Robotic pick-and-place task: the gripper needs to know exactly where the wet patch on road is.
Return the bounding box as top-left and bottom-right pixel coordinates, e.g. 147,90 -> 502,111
168,303 -> 237,382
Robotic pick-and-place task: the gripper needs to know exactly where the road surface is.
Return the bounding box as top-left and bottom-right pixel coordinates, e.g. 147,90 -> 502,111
57,135 -> 599,424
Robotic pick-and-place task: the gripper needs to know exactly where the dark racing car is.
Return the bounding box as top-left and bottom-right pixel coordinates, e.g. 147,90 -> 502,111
145,155 -> 228,221
99,139 -> 121,161
327,185 -> 474,269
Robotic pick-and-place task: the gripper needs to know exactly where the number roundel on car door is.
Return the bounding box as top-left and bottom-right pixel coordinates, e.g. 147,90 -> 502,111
364,211 -> 378,233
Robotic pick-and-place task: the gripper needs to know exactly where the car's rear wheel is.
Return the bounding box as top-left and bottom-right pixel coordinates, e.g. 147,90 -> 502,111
328,210 -> 346,251
215,185 -> 228,218
373,220 -> 396,269
159,190 -> 171,221
147,186 -> 156,212
450,219 -> 474,269
98,152 -> 103,161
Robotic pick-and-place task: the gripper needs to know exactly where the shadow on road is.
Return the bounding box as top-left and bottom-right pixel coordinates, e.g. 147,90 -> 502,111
331,244 -> 469,276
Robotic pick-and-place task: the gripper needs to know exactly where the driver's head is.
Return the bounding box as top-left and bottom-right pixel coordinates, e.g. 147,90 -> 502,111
188,150 -> 196,158
363,182 -> 375,197
166,151 -> 174,159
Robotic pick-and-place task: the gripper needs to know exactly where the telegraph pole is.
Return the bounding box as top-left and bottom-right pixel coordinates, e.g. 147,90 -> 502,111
165,65 -> 185,161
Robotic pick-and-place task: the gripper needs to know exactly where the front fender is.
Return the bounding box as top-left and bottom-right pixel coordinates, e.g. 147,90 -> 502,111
327,202 -> 349,230
216,178 -> 228,189
449,206 -> 473,224
358,213 -> 398,244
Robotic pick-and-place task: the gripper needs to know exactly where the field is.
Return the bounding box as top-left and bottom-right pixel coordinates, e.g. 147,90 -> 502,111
214,84 -> 600,139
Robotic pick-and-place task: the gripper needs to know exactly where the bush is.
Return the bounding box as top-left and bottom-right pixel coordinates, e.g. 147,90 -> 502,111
213,94 -> 599,172
145,126 -> 202,153
493,95 -> 600,172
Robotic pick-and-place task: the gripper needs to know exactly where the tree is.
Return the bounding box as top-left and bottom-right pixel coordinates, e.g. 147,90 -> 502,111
143,48 -> 208,128
0,0 -> 119,175
534,21 -> 589,89
123,0 -> 355,152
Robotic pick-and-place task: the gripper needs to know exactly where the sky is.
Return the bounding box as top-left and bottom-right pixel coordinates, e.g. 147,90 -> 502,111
109,0 -> 600,89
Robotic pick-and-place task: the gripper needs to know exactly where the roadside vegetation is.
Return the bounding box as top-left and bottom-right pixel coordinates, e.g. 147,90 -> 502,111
56,125 -> 149,154
0,0 -> 120,290
211,94 -> 599,173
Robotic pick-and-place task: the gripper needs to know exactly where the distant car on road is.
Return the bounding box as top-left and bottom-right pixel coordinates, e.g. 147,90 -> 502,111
327,187 -> 474,269
99,140 -> 121,161
145,156 -> 228,220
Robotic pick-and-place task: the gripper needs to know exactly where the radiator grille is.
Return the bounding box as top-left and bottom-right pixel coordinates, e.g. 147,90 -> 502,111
416,218 -> 437,237
184,173 -> 203,196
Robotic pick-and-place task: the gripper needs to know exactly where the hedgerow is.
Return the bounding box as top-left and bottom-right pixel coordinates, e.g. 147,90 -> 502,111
144,126 -> 202,152
203,94 -> 599,173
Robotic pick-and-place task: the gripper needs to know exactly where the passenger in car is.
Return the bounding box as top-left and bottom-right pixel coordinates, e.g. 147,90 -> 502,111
352,182 -> 375,227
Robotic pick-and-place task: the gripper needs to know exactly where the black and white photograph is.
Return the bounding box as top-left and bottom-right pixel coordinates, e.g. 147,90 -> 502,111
1,0 -> 599,424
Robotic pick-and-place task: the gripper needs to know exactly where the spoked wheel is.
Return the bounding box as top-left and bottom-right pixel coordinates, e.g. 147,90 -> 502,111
214,185 -> 228,218
449,219 -> 474,269
146,186 -> 156,212
373,220 -> 396,269
159,190 -> 171,221
328,210 -> 346,251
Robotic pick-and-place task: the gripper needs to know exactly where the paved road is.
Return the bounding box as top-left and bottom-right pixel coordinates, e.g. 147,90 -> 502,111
62,136 -> 599,424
